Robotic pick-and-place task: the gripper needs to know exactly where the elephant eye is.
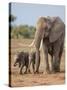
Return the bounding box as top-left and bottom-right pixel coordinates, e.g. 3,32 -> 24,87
45,26 -> 49,32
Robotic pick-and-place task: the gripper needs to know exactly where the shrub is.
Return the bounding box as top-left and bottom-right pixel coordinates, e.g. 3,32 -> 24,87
10,25 -> 35,39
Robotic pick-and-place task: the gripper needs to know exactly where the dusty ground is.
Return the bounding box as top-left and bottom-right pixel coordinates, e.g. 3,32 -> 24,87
9,39 -> 65,87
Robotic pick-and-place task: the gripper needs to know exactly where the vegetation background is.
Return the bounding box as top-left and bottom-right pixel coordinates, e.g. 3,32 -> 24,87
9,14 -> 36,39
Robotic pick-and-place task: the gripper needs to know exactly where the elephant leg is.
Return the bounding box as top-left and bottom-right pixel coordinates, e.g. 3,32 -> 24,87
35,49 -> 40,73
56,54 -> 62,72
53,53 -> 60,72
28,56 -> 32,73
50,52 -> 56,73
24,66 -> 28,74
27,67 -> 31,74
32,63 -> 35,74
57,55 -> 61,72
51,55 -> 54,72
43,43 -> 50,74
58,48 -> 63,72
45,55 -> 50,73
53,38 -> 63,72
20,64 -> 24,74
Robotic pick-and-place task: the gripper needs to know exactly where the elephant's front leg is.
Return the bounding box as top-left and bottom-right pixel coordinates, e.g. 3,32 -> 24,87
43,43 -> 50,74
35,49 -> 40,73
51,55 -> 56,73
19,64 -> 24,75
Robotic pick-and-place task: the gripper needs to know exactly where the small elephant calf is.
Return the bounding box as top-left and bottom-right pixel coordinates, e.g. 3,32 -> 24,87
14,51 -> 29,74
14,51 -> 36,74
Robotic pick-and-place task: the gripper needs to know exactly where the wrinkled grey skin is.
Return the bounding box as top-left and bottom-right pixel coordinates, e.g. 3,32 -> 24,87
34,16 -> 65,73
14,51 -> 29,74
28,52 -> 37,73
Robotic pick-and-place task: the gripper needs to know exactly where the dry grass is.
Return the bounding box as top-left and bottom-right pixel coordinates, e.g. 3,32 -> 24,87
9,38 -> 65,87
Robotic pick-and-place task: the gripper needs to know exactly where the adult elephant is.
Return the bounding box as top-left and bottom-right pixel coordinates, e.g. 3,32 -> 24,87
29,16 -> 65,74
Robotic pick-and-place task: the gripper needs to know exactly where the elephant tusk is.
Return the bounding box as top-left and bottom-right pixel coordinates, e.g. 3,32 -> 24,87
28,39 -> 35,47
39,40 -> 43,50
28,39 -> 42,51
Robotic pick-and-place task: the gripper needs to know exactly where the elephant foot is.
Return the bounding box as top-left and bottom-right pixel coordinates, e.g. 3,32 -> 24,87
24,71 -> 27,74
28,71 -> 31,74
51,71 -> 60,74
31,72 -> 35,74
43,70 -> 51,75
27,69 -> 31,74
55,69 -> 60,73
51,68 -> 60,74
51,70 -> 56,74
43,71 -> 48,75
35,71 -> 39,74
32,70 -> 35,74
20,72 -> 22,75
54,67 -> 60,73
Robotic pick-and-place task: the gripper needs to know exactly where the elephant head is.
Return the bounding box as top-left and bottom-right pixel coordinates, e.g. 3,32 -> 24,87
34,16 -> 65,50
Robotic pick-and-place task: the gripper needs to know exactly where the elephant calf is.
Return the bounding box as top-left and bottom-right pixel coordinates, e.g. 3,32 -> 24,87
14,51 -> 29,74
14,51 -> 36,74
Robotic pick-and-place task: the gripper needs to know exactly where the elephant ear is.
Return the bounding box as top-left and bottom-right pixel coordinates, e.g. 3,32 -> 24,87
49,17 -> 65,43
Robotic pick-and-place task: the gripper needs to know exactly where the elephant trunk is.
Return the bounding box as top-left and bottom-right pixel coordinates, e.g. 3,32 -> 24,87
34,28 -> 44,73
34,28 -> 44,50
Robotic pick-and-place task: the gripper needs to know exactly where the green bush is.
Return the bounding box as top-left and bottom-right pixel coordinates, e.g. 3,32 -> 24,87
10,25 -> 35,39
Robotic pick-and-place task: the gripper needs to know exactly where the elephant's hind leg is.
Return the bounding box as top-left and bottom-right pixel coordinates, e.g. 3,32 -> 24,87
20,64 -> 24,75
43,42 -> 50,74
